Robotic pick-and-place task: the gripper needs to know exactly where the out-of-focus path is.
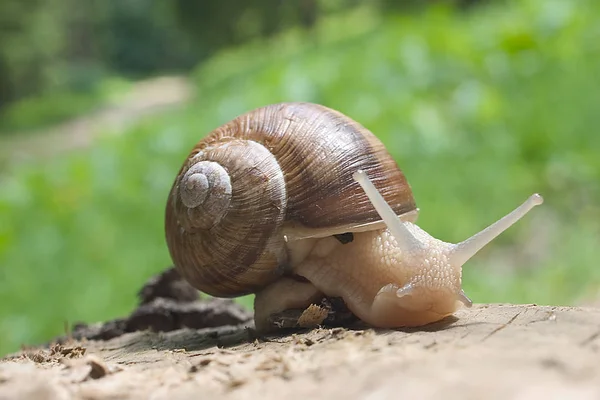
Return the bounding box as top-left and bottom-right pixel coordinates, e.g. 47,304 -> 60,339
0,76 -> 194,168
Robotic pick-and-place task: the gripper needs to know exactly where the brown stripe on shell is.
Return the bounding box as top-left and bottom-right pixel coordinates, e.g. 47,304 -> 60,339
200,102 -> 416,230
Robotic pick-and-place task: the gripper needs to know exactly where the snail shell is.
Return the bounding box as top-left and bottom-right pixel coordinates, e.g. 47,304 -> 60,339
164,102 -> 417,297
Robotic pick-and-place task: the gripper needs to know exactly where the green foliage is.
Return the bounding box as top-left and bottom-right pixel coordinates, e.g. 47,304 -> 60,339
0,92 -> 99,134
173,0 -> 321,54
100,0 -> 197,76
0,0 -> 195,111
0,0 -> 345,111
0,0 -> 66,104
1,0 -> 599,357
0,77 -> 133,134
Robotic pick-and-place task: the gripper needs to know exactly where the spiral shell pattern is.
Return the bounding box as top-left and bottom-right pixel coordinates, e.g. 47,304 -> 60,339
165,102 -> 417,297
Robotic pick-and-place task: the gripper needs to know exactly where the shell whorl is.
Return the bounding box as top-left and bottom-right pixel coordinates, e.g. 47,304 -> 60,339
165,102 -> 418,298
167,139 -> 289,297
178,159 -> 232,230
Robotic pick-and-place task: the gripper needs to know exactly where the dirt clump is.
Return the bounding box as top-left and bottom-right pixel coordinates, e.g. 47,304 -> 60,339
49,267 -> 254,345
49,267 -> 358,346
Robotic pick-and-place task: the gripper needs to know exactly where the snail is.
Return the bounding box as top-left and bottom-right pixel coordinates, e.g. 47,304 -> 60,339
164,102 -> 543,331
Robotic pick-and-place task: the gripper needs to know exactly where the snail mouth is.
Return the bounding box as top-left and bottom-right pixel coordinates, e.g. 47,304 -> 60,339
374,282 -> 465,319
370,287 -> 457,328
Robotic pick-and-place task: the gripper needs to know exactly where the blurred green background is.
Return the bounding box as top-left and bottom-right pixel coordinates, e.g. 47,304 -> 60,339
1,0 -> 599,357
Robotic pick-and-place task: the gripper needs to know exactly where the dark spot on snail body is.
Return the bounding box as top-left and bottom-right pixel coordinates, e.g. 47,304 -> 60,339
334,232 -> 354,244
289,274 -> 311,283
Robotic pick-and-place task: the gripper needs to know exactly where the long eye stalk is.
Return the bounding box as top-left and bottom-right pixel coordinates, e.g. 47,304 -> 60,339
352,170 -> 423,254
352,169 -> 544,270
449,193 -> 543,268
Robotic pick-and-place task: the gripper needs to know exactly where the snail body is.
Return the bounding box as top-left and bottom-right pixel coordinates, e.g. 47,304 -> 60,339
165,102 -> 543,331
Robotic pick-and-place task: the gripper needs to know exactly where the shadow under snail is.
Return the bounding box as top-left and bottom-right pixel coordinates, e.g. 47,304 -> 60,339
164,102 -> 543,331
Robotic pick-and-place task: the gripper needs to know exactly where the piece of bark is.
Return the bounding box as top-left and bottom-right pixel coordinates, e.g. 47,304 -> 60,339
268,296 -> 359,330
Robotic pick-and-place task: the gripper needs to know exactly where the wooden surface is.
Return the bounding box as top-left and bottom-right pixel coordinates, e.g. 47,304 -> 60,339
2,303 -> 600,400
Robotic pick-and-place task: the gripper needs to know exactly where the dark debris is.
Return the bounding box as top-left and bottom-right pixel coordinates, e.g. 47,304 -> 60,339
137,266 -> 199,305
50,266 -> 253,345
43,266 -> 359,347
268,296 -> 358,330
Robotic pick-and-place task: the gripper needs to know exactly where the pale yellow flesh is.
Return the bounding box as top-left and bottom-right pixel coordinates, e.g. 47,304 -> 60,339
255,228 -> 462,330
253,170 -> 543,331
293,229 -> 462,328
254,277 -> 323,331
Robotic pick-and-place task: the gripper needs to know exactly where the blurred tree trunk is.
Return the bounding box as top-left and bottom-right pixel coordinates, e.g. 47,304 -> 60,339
300,0 -> 319,29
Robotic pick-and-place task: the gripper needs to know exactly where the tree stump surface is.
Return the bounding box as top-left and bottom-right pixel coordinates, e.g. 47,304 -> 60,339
2,303 -> 600,400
